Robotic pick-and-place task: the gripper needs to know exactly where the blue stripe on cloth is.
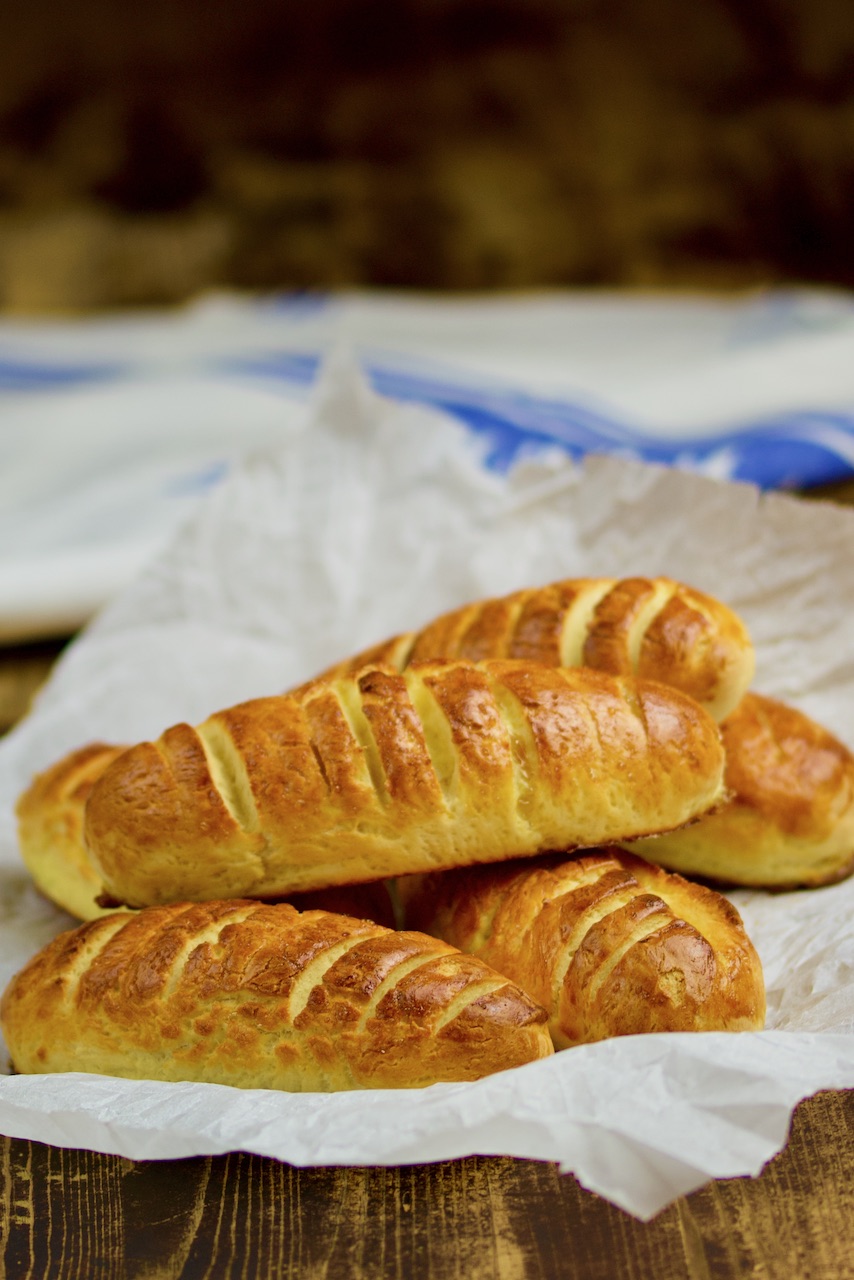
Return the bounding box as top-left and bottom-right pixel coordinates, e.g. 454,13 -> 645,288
5,339 -> 851,491
253,291 -> 332,317
215,351 -> 854,490
0,356 -> 126,390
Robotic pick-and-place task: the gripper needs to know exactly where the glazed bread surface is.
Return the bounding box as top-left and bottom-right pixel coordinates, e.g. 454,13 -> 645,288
399,849 -> 766,1049
16,742 -> 128,920
317,576 -> 754,721
0,900 -> 553,1090
15,739 -> 398,926
82,659 -> 727,907
631,692 -> 854,888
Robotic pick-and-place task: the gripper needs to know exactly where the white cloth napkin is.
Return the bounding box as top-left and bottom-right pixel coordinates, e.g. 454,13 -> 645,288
3,288 -> 854,641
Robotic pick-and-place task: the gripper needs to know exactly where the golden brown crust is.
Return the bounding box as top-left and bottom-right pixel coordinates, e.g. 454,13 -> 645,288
15,743 -> 129,920
82,659 -> 726,907
15,742 -> 399,926
0,901 -> 553,1089
631,693 -> 854,888
317,577 -> 755,721
398,849 -> 766,1048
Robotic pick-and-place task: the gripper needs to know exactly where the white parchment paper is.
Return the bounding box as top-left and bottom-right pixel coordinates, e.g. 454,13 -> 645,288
2,349 -> 854,1220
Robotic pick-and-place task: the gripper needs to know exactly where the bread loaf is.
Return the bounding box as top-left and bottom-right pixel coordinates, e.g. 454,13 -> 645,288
630,692 -> 854,888
82,659 -> 727,907
16,743 -> 395,927
316,576 -> 754,721
283,881 -> 398,930
399,849 -> 766,1048
16,742 -> 128,920
0,900 -> 553,1089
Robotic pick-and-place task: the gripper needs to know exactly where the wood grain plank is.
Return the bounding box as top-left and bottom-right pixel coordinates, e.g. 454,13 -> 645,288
2,1090 -> 854,1279
0,1144 -> 128,1280
0,640 -> 67,735
121,1155 -> 210,1279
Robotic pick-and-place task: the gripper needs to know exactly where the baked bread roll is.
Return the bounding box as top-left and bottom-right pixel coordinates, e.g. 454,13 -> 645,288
283,881 -> 398,930
316,576 -> 754,722
16,743 -> 395,928
16,742 -> 128,920
82,659 -> 727,907
1,900 -> 553,1089
630,692 -> 854,888
399,849 -> 766,1048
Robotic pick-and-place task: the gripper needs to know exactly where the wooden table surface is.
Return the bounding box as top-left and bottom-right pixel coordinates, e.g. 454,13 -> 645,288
2,484 -> 854,1278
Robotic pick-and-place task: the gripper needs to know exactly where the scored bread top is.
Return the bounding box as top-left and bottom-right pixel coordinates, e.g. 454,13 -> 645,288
0,900 -> 554,1090
15,740 -> 397,926
399,849 -> 766,1048
82,659 -> 727,908
316,576 -> 755,721
630,692 -> 854,888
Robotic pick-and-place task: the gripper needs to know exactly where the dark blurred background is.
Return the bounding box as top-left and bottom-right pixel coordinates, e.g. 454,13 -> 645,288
1,0 -> 853,311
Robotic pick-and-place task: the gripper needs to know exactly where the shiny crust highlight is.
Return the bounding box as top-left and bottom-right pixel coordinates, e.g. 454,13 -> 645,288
0,900 -> 554,1089
317,576 -> 755,721
631,692 -> 854,888
399,849 -> 766,1048
82,659 -> 727,907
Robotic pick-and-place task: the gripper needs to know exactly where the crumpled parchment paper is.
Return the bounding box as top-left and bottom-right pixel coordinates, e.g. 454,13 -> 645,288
2,349 -> 854,1220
